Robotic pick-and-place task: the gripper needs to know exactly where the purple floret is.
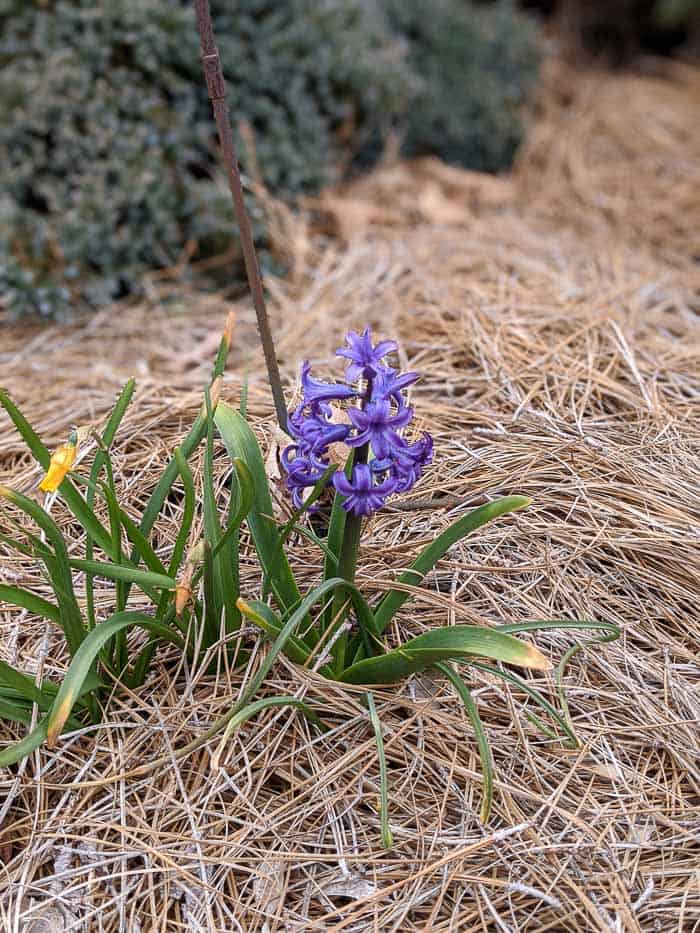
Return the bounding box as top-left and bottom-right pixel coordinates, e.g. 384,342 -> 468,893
346,398 -> 412,459
336,328 -> 397,382
300,360 -> 356,405
332,464 -> 398,516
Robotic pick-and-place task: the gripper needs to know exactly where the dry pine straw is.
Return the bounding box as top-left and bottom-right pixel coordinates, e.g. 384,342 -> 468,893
0,60 -> 699,932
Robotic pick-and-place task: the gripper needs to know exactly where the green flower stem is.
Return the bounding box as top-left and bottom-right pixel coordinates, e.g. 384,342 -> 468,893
331,443 -> 367,675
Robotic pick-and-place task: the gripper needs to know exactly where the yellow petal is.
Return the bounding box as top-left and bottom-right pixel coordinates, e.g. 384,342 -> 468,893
39,443 -> 77,492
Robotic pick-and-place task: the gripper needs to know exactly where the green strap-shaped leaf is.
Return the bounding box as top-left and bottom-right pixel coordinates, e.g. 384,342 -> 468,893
215,403 -> 301,615
0,697 -> 36,727
237,600 -> 314,667
236,576 -> 361,701
0,717 -> 49,764
239,578 -> 381,678
494,618 -> 620,737
366,692 -> 393,849
495,619 -> 620,640
86,380 -> 135,628
437,661 -> 494,822
0,584 -> 61,625
212,695 -> 327,767
46,611 -> 184,746
0,391 -> 113,555
0,486 -> 85,655
171,447 -> 197,576
0,660 -> 54,710
323,454 -> 353,589
468,660 -> 579,748
134,322 -> 232,550
373,496 -> 531,634
203,390 -> 226,639
68,559 -> 176,591
339,624 -> 551,685
117,506 -> 168,578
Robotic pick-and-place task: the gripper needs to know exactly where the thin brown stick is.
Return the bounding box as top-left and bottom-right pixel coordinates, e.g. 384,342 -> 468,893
193,0 -> 288,433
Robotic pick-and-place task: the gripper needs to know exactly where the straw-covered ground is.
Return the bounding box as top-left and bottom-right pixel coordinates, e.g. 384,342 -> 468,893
1,59 -> 699,931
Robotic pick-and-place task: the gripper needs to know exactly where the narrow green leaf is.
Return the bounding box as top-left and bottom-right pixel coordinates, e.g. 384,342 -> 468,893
224,695 -> 326,733
100,470 -> 127,668
284,522 -> 337,564
0,530 -> 35,559
69,559 -> 176,591
134,319 -> 231,550
213,694 -> 327,766
217,459 -> 255,554
137,418 -> 206,543
0,486 -> 85,654
373,496 -> 531,634
493,618 -> 621,742
339,624 -> 552,685
0,390 -> 51,468
237,600 -> 314,667
236,577 -> 354,702
129,605 -> 181,688
322,453 -> 353,631
46,611 -> 184,746
0,584 -> 60,625
215,403 -> 301,614
0,697 -> 35,727
86,379 -> 135,627
240,580 -> 380,677
0,717 -> 49,766
156,447 -> 198,621
366,692 -> 393,849
437,662 -> 494,822
118,507 -> 168,578
201,542 -> 220,648
468,661 -> 579,748
495,619 -> 620,641
186,458 -> 254,625
0,390 -> 113,555
169,448 -> 197,576
0,660 -> 53,710
223,468 -> 241,631
213,313 -> 235,379
203,388 -> 226,634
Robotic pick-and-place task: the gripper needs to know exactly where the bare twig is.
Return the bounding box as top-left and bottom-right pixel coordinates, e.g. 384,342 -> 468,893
193,0 -> 288,433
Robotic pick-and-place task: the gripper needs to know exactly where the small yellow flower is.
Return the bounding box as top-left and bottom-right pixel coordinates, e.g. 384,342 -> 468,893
39,435 -> 78,492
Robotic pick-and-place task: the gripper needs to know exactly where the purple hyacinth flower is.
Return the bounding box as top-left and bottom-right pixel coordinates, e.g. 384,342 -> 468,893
281,328 -> 433,516
346,397 -> 413,459
300,361 -> 356,406
332,463 -> 398,516
336,328 -> 398,382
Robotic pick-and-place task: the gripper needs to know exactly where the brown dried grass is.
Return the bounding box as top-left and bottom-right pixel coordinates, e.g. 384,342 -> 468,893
1,59 -> 699,931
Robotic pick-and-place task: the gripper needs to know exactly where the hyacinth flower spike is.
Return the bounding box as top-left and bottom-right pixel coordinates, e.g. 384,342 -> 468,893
281,328 -> 431,517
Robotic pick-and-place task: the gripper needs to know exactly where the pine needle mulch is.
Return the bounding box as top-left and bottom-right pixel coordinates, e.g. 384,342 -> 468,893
1,59 -> 698,931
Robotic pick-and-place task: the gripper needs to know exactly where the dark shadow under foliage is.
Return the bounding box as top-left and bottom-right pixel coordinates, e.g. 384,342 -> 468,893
0,0 -> 541,318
